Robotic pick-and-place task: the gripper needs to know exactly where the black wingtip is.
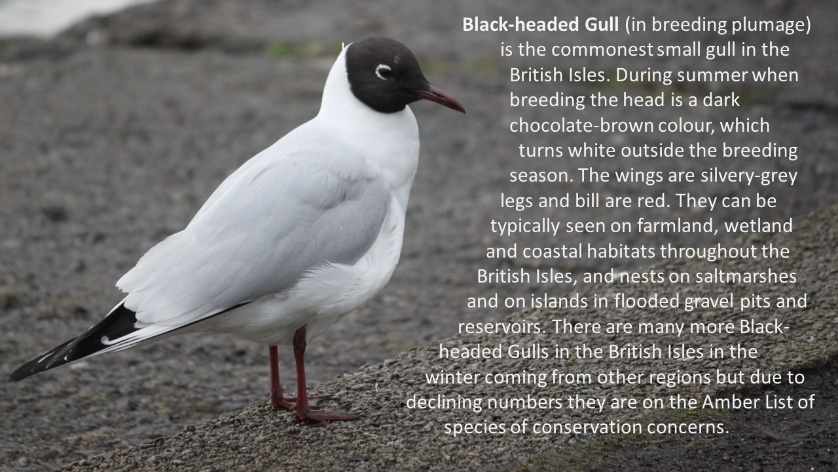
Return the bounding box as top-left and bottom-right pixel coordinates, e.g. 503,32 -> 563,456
7,300 -> 254,382
7,338 -> 76,382
7,302 -> 139,382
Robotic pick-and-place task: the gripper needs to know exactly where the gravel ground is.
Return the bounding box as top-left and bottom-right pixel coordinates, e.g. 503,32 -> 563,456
1,0 -> 837,470
514,358 -> 838,471
56,206 -> 838,471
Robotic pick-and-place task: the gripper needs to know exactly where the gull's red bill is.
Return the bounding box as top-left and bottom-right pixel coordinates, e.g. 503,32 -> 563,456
413,84 -> 466,113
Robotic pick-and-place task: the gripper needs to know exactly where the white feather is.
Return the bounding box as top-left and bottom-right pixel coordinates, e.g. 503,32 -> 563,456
113,46 -> 420,346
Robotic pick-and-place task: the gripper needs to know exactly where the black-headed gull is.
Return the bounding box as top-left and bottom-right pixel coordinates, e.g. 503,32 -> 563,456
8,36 -> 465,422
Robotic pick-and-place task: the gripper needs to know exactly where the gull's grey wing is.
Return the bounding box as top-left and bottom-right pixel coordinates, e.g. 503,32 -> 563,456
116,132 -> 391,327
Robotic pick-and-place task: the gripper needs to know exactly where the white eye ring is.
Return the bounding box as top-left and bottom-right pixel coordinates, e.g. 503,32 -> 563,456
375,64 -> 392,80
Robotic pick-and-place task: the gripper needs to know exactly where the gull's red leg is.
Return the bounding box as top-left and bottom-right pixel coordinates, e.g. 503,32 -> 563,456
269,345 -> 296,409
269,344 -> 331,410
290,326 -> 359,421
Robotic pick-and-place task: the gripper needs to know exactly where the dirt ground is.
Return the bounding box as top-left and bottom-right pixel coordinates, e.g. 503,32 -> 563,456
1,0 -> 838,470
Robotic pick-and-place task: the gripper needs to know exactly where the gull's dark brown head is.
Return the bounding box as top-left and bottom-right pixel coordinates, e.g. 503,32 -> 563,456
345,36 -> 465,115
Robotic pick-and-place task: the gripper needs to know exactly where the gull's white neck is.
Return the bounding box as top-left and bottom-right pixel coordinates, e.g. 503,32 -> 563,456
315,47 -> 419,208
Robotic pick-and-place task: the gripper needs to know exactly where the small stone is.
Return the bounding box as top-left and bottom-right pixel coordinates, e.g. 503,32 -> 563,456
0,289 -> 21,309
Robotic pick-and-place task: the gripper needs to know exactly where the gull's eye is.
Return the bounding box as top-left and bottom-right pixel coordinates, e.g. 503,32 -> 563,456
375,64 -> 392,80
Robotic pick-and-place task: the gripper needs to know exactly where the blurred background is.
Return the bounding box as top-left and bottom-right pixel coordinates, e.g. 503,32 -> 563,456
0,0 -> 157,37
